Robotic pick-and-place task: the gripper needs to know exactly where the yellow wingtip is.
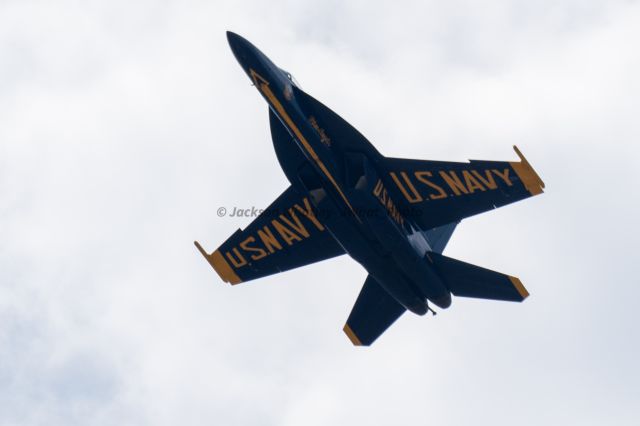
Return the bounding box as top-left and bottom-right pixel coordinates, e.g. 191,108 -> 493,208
194,241 -> 242,285
509,276 -> 530,300
510,145 -> 545,196
343,324 -> 363,346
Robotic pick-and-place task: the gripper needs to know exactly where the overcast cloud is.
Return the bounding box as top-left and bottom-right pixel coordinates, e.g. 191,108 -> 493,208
1,1 -> 639,425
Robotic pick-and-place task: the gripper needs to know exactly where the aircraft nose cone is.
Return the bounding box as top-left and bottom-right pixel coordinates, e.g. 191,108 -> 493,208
226,31 -> 246,52
226,31 -> 252,65
226,31 -> 239,44
225,31 -> 272,79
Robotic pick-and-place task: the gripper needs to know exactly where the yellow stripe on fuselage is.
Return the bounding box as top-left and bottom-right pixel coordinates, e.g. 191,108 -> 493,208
250,69 -> 359,220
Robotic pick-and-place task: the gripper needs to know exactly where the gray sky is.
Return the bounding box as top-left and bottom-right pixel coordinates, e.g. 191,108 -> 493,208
1,1 -> 639,425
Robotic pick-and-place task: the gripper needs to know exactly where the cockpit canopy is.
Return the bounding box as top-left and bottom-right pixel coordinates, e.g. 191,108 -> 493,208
279,68 -> 300,88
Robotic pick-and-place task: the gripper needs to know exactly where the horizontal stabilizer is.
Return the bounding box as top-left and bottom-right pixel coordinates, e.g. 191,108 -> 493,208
344,275 -> 406,346
427,252 -> 529,302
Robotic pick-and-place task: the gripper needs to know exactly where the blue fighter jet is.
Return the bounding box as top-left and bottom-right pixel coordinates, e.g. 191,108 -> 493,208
195,32 -> 545,346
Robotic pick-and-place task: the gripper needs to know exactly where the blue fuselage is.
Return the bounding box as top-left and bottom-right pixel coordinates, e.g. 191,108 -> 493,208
226,31 -> 451,314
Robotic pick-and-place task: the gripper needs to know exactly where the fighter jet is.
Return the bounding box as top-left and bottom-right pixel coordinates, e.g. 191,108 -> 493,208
195,32 -> 545,346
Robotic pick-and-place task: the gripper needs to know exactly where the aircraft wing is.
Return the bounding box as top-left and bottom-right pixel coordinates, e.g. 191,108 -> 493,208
382,147 -> 545,230
344,275 -> 406,346
195,186 -> 345,284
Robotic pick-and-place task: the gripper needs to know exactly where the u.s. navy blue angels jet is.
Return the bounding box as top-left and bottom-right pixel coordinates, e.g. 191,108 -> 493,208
195,32 -> 545,346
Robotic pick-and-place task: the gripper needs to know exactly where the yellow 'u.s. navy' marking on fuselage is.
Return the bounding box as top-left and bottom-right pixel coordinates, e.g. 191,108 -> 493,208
373,179 -> 404,226
249,69 -> 360,220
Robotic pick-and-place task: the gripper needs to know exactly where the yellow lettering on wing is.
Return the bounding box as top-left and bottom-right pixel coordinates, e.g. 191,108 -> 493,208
220,196 -> 331,272
226,247 -> 247,268
471,170 -> 498,189
390,172 -> 423,203
257,226 -> 282,254
294,197 -> 325,231
414,171 -> 447,200
462,170 -> 486,193
439,170 -> 469,196
280,210 -> 310,238
271,219 -> 303,246
240,236 -> 268,261
492,168 -> 513,186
